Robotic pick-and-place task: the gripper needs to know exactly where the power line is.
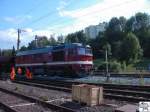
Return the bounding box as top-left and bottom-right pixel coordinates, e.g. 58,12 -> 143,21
23,10 -> 57,28
22,0 -> 75,28
16,0 -> 137,48
8,0 -> 141,49
30,0 -> 136,32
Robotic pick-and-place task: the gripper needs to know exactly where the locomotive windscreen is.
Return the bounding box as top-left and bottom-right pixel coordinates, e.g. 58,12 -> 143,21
52,50 -> 65,61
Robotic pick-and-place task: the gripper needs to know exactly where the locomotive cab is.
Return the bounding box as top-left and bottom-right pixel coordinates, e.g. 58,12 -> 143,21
69,43 -> 93,75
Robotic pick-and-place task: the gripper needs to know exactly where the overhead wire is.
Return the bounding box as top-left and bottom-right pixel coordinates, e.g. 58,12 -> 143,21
29,0 -> 137,32
22,0 -> 75,28
17,0 -> 138,46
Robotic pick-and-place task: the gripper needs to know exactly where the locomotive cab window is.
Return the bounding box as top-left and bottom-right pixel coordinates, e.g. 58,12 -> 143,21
78,48 -> 85,55
86,48 -> 92,55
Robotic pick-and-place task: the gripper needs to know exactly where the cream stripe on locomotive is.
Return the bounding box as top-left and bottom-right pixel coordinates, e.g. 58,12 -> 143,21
16,61 -> 93,67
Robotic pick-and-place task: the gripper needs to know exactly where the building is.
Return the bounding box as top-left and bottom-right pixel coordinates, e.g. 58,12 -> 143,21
85,25 -> 97,39
84,22 -> 107,38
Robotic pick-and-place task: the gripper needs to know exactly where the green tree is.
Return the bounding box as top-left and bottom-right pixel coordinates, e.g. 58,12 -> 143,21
125,16 -> 135,32
49,36 -> 57,45
120,32 -> 143,63
143,29 -> 150,57
104,17 -> 126,58
57,35 -> 64,43
65,33 -> 78,43
20,45 -> 28,51
12,46 -> 16,56
133,13 -> 150,57
76,30 -> 88,44
1,49 -> 13,56
134,12 -> 150,30
28,36 -> 50,49
28,40 -> 36,49
88,32 -> 105,58
119,16 -> 127,32
111,41 -> 122,58
38,36 -> 50,47
65,30 -> 88,44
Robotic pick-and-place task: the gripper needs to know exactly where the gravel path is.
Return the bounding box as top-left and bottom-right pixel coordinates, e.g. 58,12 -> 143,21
0,80 -> 136,112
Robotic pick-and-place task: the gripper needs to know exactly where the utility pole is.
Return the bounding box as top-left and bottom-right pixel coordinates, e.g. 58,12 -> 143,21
105,48 -> 110,82
17,29 -> 21,51
105,49 -> 108,73
17,29 -> 26,51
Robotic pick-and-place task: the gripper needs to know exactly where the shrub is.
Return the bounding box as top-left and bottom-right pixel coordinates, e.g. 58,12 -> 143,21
98,61 -> 121,72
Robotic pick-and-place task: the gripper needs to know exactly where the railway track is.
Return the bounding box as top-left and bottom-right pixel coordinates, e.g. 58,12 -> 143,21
0,85 -> 76,112
13,80 -> 150,103
0,101 -> 17,112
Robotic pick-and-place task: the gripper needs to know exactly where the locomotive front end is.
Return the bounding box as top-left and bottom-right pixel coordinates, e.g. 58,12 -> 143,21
70,43 -> 93,75
78,45 -> 93,74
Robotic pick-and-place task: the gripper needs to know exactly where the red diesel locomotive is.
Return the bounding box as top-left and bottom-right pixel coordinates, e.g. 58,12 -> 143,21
15,43 -> 93,76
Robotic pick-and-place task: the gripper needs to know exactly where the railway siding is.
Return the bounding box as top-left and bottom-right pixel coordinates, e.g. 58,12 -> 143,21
14,80 -> 150,102
0,81 -> 76,112
0,80 -> 117,112
0,89 -> 52,112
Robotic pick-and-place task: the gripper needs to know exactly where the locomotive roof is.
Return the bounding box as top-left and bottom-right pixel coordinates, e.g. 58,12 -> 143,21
16,43 -> 85,56
16,47 -> 53,56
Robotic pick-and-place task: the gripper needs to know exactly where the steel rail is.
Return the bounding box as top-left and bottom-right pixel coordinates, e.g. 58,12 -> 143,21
14,80 -> 150,103
0,102 -> 18,112
0,86 -> 76,112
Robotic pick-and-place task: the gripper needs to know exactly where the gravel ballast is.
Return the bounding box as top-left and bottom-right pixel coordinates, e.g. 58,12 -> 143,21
0,80 -> 137,112
0,90 -> 53,112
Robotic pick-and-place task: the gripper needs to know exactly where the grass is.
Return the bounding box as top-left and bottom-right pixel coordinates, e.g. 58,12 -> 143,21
39,96 -> 48,101
93,58 -> 105,67
93,58 -> 150,71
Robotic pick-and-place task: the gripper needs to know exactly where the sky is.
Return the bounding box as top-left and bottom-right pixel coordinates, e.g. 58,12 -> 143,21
0,0 -> 150,49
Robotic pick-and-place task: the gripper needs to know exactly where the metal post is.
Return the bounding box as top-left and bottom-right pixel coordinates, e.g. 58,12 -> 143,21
106,49 -> 108,73
105,48 -> 110,82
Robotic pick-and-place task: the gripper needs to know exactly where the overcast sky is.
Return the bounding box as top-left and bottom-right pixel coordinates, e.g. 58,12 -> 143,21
0,0 -> 150,49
